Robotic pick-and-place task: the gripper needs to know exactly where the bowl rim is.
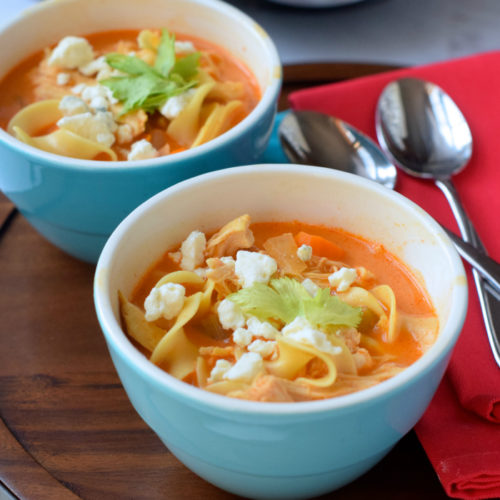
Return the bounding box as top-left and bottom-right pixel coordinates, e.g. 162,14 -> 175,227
94,164 -> 468,416
0,0 -> 282,172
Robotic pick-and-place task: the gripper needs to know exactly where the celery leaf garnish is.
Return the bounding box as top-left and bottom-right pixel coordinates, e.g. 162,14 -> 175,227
228,277 -> 362,328
101,29 -> 200,114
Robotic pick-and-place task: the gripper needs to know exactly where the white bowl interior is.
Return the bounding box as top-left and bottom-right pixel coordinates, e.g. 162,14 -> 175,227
95,164 -> 467,412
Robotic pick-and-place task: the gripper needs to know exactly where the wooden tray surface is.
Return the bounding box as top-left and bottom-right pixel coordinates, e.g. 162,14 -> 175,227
0,63 -> 448,500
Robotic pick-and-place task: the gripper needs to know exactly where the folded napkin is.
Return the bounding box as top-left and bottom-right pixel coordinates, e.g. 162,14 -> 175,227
285,51 -> 500,499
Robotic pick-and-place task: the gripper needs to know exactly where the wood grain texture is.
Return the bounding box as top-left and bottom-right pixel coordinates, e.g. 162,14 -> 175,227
0,63 -> 449,500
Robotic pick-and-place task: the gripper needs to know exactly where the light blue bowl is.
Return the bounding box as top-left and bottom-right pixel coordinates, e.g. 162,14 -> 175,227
94,164 -> 468,499
0,0 -> 281,263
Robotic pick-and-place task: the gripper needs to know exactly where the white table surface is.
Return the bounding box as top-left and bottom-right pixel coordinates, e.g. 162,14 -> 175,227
2,0 -> 500,67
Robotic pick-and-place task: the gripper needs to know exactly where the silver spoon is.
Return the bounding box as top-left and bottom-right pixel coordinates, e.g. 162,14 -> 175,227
278,109 -> 500,294
376,77 -> 500,367
279,110 -> 397,189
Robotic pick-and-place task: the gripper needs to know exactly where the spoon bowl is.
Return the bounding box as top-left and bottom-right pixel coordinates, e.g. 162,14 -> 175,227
375,77 -> 473,180
278,110 -> 397,189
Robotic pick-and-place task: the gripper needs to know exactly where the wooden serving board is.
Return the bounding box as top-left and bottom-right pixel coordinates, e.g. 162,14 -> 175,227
0,63 -> 449,500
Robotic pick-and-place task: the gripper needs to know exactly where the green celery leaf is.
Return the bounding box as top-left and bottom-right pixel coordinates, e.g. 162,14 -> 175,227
228,277 -> 362,328
172,52 -> 201,81
102,73 -> 164,113
105,53 -> 158,76
101,29 -> 200,114
155,28 -> 176,77
305,287 -> 363,328
228,282 -> 290,323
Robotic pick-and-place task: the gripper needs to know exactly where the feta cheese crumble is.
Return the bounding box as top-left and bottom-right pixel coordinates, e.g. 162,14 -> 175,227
233,327 -> 253,347
78,56 -> 118,81
218,299 -> 246,330
246,317 -> 278,340
57,111 -> 117,147
127,139 -> 158,161
80,84 -> 118,111
58,96 -> 89,116
235,251 -> 277,288
281,316 -> 341,355
180,230 -> 206,271
160,89 -> 196,119
248,339 -> 277,358
48,36 -> 94,69
144,283 -> 186,321
328,267 -> 358,292
175,41 -> 196,53
301,278 -> 319,297
223,352 -> 263,382
297,244 -> 313,261
208,359 -> 233,383
56,72 -> 71,86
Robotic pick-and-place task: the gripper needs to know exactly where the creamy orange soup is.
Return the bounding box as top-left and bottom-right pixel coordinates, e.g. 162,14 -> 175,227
119,216 -> 438,403
0,29 -> 260,161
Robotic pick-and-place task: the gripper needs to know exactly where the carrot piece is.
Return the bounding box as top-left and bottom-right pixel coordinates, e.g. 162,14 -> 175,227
294,231 -> 345,260
169,146 -> 187,155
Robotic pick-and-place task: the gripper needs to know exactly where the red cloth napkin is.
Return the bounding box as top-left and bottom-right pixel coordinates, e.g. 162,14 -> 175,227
288,51 -> 500,499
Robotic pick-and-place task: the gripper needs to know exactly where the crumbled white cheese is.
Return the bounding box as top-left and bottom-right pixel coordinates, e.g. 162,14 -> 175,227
248,339 -> 277,358
175,40 -> 196,53
48,36 -> 94,69
281,316 -> 341,355
223,352 -> 263,382
328,267 -> 357,292
193,267 -> 208,279
301,278 -> 319,297
127,139 -> 158,160
246,316 -> 278,340
144,282 -> 186,321
56,72 -> 71,86
160,88 -> 196,119
80,84 -> 118,111
57,111 -> 117,147
78,55 -> 117,80
297,244 -> 313,261
58,95 -> 89,116
180,230 -> 206,271
235,251 -> 277,288
233,327 -> 253,347
71,83 -> 87,95
116,123 -> 134,144
208,359 -> 233,383
218,299 -> 246,330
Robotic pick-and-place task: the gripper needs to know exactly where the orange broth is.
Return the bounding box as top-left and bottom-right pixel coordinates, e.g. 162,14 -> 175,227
0,29 -> 261,159
130,222 -> 436,377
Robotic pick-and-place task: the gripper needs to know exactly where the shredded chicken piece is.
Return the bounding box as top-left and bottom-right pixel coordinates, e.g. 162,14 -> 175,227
206,214 -> 255,257
356,266 -> 376,288
32,57 -> 93,101
243,375 -> 295,402
199,346 -> 234,358
206,257 -> 239,296
352,348 -> 374,372
114,108 -> 148,138
338,327 -> 361,352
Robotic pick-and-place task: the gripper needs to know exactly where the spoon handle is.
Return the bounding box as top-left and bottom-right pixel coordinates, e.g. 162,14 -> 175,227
442,227 -> 500,295
436,178 -> 500,367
